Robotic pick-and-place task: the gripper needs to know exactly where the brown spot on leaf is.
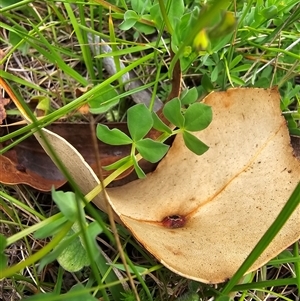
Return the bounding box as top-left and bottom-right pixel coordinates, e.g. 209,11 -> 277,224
161,215 -> 186,229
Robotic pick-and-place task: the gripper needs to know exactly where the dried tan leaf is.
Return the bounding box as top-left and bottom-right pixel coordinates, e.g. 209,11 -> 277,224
0,96 -> 10,124
7,82 -> 300,283
98,88 -> 300,283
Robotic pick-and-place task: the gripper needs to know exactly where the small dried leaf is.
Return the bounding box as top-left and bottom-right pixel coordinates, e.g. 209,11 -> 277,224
0,96 -> 10,124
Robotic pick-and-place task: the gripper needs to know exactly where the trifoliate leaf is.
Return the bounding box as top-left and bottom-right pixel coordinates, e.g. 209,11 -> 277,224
52,190 -> 80,222
182,131 -> 209,155
127,104 -> 153,141
163,98 -> 185,128
136,139 -> 169,163
152,112 -> 172,134
96,124 -> 132,145
184,103 -> 212,131
180,87 -> 199,105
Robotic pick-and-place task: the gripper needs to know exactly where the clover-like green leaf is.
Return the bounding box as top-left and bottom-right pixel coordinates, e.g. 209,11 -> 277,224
152,111 -> 172,134
182,131 -> 209,155
38,229 -> 79,272
57,223 -> 90,272
181,87 -> 199,105
52,190 -> 80,222
136,138 -> 169,163
163,97 -> 185,128
184,103 -> 212,131
96,124 -> 132,145
127,103 -> 153,141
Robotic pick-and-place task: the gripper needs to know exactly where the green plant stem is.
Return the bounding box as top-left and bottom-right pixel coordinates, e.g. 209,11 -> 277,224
6,213 -> 64,246
294,242 -> 300,292
158,0 -> 173,34
248,41 -> 300,60
0,191 -> 45,221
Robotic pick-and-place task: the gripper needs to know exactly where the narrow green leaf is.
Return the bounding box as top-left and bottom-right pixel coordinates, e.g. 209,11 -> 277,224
103,155 -> 133,171
182,131 -> 209,155
201,73 -> 214,93
89,84 -> 120,114
230,75 -> 245,85
20,293 -> 57,301
0,234 -> 7,252
0,254 -> 7,271
231,64 -> 252,73
136,138 -> 169,163
184,103 -> 212,131
83,221 -> 103,260
34,216 -> 68,239
133,156 -> 146,178
229,54 -> 243,69
180,87 -> 199,105
52,190 -> 80,222
127,104 -> 153,141
96,124 -> 132,145
211,62 -> 220,82
109,263 -> 148,275
152,112 -> 172,134
163,98 -> 185,128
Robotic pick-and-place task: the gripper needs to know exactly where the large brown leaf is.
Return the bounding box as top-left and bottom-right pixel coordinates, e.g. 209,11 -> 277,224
4,82 -> 300,283
0,123 -> 158,190
96,88 -> 300,283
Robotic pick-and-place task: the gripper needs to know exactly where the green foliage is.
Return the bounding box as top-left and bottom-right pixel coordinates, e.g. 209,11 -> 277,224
89,84 -> 120,114
0,0 -> 299,300
0,234 -> 7,271
163,98 -> 185,128
52,190 -> 83,222
24,284 -> 98,301
97,95 -> 212,177
98,103 -> 174,178
34,216 -> 68,239
127,103 -> 153,141
56,223 -> 90,272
